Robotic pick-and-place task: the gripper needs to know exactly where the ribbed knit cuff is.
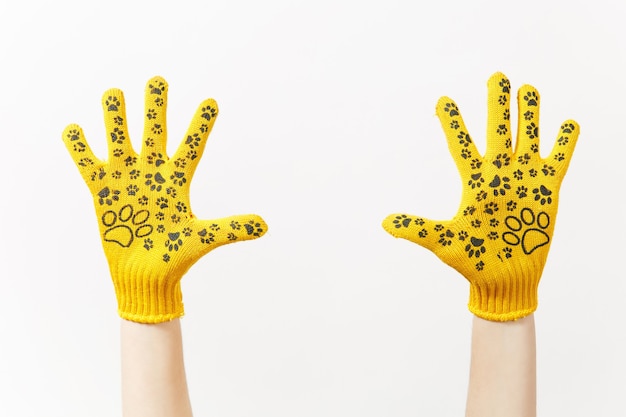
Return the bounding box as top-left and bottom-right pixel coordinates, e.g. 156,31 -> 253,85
111,263 -> 184,324
467,260 -> 544,322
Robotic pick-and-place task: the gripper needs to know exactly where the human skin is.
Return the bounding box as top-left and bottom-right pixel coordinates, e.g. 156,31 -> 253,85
121,318 -> 193,417
465,314 -> 536,417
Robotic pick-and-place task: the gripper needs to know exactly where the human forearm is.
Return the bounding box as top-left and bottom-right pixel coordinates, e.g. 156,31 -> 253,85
121,318 -> 193,417
465,314 -> 536,417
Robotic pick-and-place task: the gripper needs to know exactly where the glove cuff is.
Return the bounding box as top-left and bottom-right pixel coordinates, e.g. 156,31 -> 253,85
111,263 -> 184,324
467,260 -> 544,322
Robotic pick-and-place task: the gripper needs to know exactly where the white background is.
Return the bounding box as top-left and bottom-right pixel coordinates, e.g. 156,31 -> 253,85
1,0 -> 624,415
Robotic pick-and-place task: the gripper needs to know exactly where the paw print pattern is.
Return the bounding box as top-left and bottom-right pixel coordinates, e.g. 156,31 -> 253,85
165,232 -> 183,251
392,214 -> 412,228
102,204 -> 152,247
444,102 -> 459,116
488,175 -> 510,196
523,91 -> 538,106
492,153 -> 510,168
198,229 -> 215,244
201,105 -> 217,121
502,208 -> 550,255
110,127 -> 126,144
457,131 -> 472,147
438,229 -> 455,246
526,123 -> 538,139
468,173 -> 484,189
244,220 -> 264,237
532,185 -> 553,205
98,187 -> 120,205
105,96 -> 120,111
465,237 -> 486,259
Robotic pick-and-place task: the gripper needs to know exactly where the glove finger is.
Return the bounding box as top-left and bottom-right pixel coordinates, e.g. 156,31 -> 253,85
190,214 -> 267,257
436,96 -> 483,174
514,84 -> 541,164
382,213 -> 455,253
101,87 -> 137,167
141,76 -> 170,157
485,72 -> 513,160
62,123 -> 106,185
545,119 -> 580,178
170,98 -> 219,178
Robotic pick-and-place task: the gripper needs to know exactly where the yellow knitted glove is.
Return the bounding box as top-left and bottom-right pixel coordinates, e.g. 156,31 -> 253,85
63,76 -> 267,323
382,72 -> 579,321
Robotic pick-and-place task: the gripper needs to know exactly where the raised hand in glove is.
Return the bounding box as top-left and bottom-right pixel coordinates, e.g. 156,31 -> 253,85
382,72 -> 578,321
63,76 -> 267,323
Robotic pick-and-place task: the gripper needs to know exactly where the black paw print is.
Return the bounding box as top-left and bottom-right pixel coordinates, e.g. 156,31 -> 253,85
151,124 -> 163,134
145,172 -> 166,191
516,186 -> 528,198
66,128 -> 81,142
492,153 -> 510,168
156,197 -> 168,209
175,202 -> 187,213
526,123 -> 538,139
457,131 -> 472,147
506,200 -> 517,211
499,78 -> 510,93
444,102 -> 459,116
488,175 -> 511,196
561,123 -> 575,133
201,105 -> 217,121
465,236 -> 486,258
467,172 -> 484,189
124,156 -> 137,167
143,238 -> 153,251
78,158 -> 94,167
557,136 -> 569,146
165,232 -> 183,251
497,247 -> 513,261
230,221 -> 241,230
438,229 -> 455,246
450,120 -> 460,130
101,204 -> 152,247
496,124 -> 508,135
475,190 -> 488,202
392,214 -> 412,228
470,159 -> 482,169
554,153 -> 565,161
198,229 -> 215,244
463,205 -> 476,216
97,187 -> 120,206
532,185 -> 553,205
523,111 -> 534,121
517,153 -> 531,165
170,171 -> 186,186
502,208 -> 550,254
185,133 -> 202,149
541,164 -> 555,176
106,96 -> 120,111
484,202 -> 498,215
523,91 -> 538,106
149,80 -> 166,95
146,109 -> 157,120
244,220 -> 264,237
110,127 -> 126,144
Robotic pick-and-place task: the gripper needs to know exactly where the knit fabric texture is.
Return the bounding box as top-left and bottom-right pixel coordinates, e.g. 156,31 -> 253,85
63,76 -> 267,323
382,72 -> 579,321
